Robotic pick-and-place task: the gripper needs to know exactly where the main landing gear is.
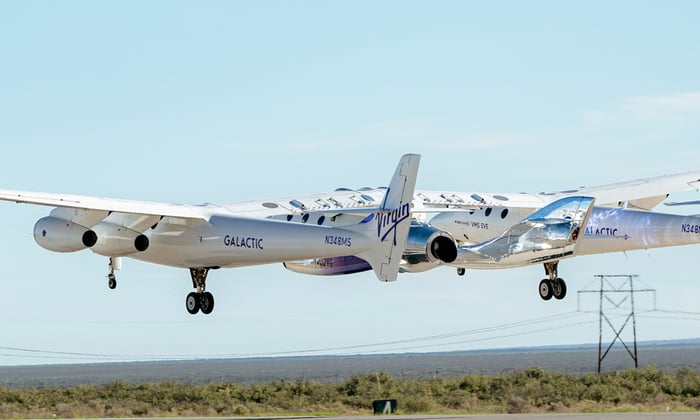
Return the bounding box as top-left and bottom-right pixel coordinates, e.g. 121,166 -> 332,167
538,261 -> 567,301
186,267 -> 215,315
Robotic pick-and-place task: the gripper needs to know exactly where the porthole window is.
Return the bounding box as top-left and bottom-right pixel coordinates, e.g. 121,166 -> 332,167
302,214 -> 309,223
317,216 -> 325,225
485,207 -> 492,217
501,209 -> 509,219
286,214 -> 293,222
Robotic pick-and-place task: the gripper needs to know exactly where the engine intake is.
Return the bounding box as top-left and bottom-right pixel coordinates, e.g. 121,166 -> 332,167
401,223 -> 458,272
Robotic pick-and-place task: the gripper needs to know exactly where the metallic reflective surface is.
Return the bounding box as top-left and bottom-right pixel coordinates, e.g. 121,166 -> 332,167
401,222 -> 457,273
283,256 -> 371,276
452,196 -> 595,269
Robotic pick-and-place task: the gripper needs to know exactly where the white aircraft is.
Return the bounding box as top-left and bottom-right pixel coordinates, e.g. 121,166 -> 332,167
285,171 -> 700,302
0,154 -> 421,315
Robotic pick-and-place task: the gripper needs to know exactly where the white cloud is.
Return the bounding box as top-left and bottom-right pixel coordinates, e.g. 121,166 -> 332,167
583,92 -> 700,126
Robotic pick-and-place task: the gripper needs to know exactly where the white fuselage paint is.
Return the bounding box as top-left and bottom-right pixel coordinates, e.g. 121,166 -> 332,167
578,207 -> 700,255
127,214 -> 375,269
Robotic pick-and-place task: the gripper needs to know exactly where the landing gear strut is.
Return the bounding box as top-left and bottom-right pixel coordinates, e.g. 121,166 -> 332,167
107,257 -> 121,290
186,268 -> 215,315
538,261 -> 567,301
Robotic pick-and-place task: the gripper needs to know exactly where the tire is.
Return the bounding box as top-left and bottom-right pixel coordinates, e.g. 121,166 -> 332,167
539,279 -> 553,301
108,274 -> 117,290
199,292 -> 215,315
553,278 -> 567,300
186,292 -> 200,314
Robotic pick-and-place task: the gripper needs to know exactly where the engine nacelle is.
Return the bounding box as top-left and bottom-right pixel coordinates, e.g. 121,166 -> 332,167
33,216 -> 97,253
90,222 -> 150,257
401,223 -> 458,273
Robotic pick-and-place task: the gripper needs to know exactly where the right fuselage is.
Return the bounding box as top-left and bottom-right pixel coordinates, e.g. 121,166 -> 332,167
430,205 -> 700,268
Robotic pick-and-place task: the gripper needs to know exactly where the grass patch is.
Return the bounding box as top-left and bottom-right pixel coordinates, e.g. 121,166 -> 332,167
0,365 -> 697,418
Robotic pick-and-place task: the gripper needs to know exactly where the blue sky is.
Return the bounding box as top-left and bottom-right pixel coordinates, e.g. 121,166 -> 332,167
0,1 -> 699,365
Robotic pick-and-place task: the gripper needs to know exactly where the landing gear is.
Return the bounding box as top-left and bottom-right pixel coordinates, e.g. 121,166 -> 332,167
552,278 -> 567,300
199,292 -> 214,315
539,279 -> 553,300
539,261 -> 567,301
186,268 -> 215,315
186,292 -> 199,314
457,267 -> 466,276
107,257 -> 121,289
108,274 -> 117,290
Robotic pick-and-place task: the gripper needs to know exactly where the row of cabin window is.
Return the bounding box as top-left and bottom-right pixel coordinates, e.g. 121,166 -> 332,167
484,207 -> 509,219
286,214 -> 326,225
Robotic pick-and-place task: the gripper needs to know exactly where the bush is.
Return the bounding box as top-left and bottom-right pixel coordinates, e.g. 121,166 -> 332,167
0,366 -> 697,418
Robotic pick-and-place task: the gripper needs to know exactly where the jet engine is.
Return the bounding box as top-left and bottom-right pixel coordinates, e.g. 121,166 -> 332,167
400,222 -> 458,273
90,222 -> 150,257
283,223 -> 458,275
33,216 -> 97,253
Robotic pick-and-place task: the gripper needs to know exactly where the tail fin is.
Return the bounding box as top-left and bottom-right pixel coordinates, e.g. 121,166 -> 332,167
357,154 -> 420,282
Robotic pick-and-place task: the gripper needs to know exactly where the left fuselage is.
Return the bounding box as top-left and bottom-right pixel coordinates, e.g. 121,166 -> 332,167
128,214 -> 375,269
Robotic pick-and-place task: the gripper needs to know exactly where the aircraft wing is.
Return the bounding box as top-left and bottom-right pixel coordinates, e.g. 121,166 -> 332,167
0,189 -> 206,220
412,171 -> 700,212
572,171 -> 700,210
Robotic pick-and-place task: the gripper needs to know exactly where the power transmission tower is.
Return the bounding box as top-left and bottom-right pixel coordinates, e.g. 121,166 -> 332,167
577,274 -> 656,373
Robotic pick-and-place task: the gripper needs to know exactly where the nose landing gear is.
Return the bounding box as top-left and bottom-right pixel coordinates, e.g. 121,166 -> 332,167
107,257 -> 121,290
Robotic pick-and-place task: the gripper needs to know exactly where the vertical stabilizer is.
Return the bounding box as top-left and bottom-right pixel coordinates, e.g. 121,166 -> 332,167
358,154 -> 420,282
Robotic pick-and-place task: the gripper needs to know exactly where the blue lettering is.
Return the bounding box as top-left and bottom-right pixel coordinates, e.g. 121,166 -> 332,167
584,226 -> 619,236
681,224 -> 700,234
376,202 -> 411,245
223,234 -> 264,249
325,235 -> 352,247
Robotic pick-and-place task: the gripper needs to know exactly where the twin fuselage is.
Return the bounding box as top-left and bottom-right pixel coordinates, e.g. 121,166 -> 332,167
132,201 -> 700,273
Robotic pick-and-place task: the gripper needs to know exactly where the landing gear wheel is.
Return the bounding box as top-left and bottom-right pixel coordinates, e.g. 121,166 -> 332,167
457,267 -> 466,276
108,274 -> 117,290
539,279 -> 554,301
187,267 -> 216,315
186,292 -> 200,314
552,278 -> 567,300
199,292 -> 215,315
